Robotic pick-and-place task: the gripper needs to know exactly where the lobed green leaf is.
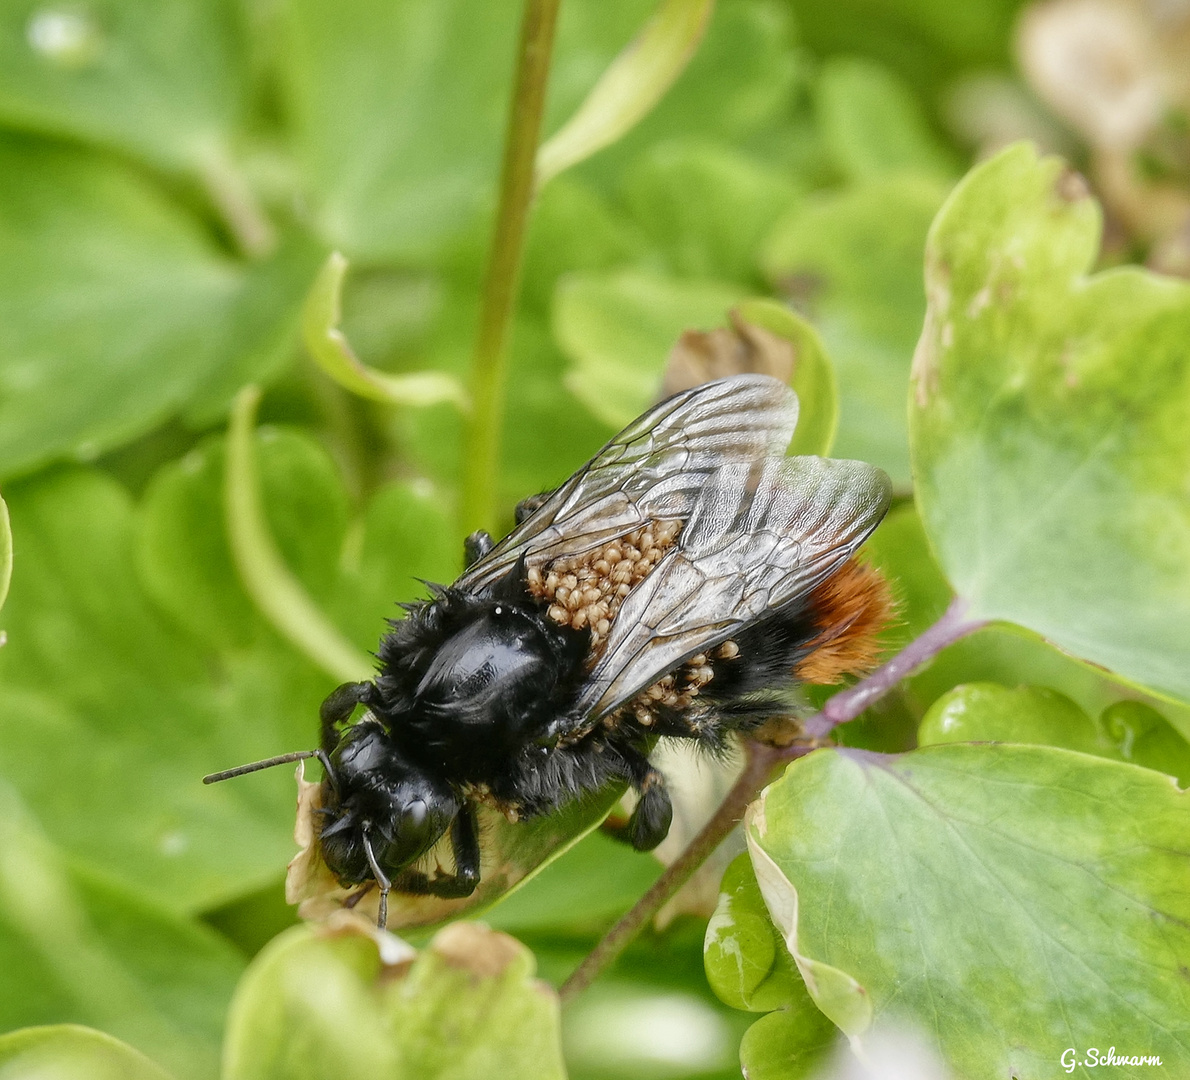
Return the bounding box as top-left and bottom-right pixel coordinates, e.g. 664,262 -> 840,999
815,57 -> 956,183
0,0 -> 247,172
0,783 -> 242,1079
554,269 -> 745,427
0,1025 -> 177,1080
910,143 -> 1190,704
223,919 -> 565,1080
748,743 -> 1190,1078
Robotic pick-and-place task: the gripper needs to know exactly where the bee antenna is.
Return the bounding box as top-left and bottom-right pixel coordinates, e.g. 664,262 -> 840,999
361,827 -> 391,931
203,749 -> 337,787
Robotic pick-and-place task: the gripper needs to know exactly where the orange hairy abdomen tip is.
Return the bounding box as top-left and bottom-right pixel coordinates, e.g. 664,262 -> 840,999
794,558 -> 896,685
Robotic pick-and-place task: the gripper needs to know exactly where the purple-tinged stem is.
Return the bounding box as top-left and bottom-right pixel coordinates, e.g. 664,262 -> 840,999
558,597 -> 985,1003
559,739 -> 807,1004
801,596 -> 985,738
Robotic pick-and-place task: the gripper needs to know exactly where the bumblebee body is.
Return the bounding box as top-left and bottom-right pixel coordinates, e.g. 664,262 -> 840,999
207,375 -> 894,927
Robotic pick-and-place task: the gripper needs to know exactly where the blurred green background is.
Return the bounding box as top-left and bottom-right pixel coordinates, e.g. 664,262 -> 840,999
1,0 -> 1189,1076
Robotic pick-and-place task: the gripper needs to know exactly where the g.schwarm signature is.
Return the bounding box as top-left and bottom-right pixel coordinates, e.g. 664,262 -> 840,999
1062,1047 -> 1163,1072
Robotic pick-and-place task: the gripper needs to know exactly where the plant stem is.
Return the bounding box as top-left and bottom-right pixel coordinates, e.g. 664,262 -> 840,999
558,597 -> 987,1002
800,596 -> 986,738
461,0 -> 562,537
199,146 -> 276,259
559,740 -> 804,1004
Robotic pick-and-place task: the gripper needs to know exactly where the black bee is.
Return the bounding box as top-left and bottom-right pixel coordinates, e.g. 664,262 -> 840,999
205,375 -> 893,928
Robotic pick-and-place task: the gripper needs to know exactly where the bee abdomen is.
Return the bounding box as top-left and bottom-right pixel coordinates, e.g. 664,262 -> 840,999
793,558 -> 895,684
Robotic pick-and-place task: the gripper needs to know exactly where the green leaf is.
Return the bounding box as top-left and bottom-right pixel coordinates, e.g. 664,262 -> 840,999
553,269 -> 746,427
0,0 -> 246,173
521,177 -> 650,314
301,253 -> 467,408
861,504 -> 953,646
762,175 -> 949,486
280,0 -> 501,259
280,0 -> 661,261
815,57 -> 955,183
620,140 -> 798,282
0,783 -> 243,1080
222,922 -> 400,1078
0,467 -> 331,912
290,762 -> 623,933
704,853 -> 802,1013
0,490 -> 10,615
788,0 -> 1021,101
328,479 -> 459,650
861,510 -> 1190,743
748,744 -> 1190,1077
537,0 -> 714,186
734,299 -> 837,456
909,143 -> 1190,704
281,0 -> 649,262
225,386 -> 373,683
0,137 -> 239,480
578,0 -> 802,179
1101,700 -> 1190,786
497,315 -> 624,509
223,920 -> 566,1080
183,231 -> 329,424
388,923 -> 566,1079
918,682 -> 1115,757
0,1026 -> 176,1080
483,831 -> 660,934
737,1006 -> 837,1080
136,427 -> 351,653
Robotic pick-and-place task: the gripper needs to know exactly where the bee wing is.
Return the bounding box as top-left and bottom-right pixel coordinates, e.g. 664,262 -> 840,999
578,455 -> 892,717
455,374 -> 801,593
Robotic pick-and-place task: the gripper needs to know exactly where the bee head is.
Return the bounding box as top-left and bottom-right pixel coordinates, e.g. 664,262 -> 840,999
317,719 -> 460,888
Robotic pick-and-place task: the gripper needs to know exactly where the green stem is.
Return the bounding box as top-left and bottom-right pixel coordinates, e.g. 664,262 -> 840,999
461,0 -> 562,537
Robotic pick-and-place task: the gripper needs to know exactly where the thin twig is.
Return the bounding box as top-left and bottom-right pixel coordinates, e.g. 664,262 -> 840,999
801,596 -> 985,738
461,0 -> 562,537
559,740 -> 803,1003
558,598 -> 987,1001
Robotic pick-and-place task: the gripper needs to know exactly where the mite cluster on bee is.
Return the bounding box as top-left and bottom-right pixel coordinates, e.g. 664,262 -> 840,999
626,639 -> 739,727
527,520 -> 684,651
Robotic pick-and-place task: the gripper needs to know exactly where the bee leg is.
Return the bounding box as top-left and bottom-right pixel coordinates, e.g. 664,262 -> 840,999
514,489 -> 554,525
463,531 -> 494,568
392,805 -> 481,899
318,681 -> 380,753
604,751 -> 673,852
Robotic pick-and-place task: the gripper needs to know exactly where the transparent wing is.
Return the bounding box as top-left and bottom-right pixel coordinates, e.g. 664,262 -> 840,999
455,375 -> 800,593
576,455 -> 892,716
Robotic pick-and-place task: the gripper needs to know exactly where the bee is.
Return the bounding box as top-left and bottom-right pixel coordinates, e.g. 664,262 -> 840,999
205,374 -> 893,928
